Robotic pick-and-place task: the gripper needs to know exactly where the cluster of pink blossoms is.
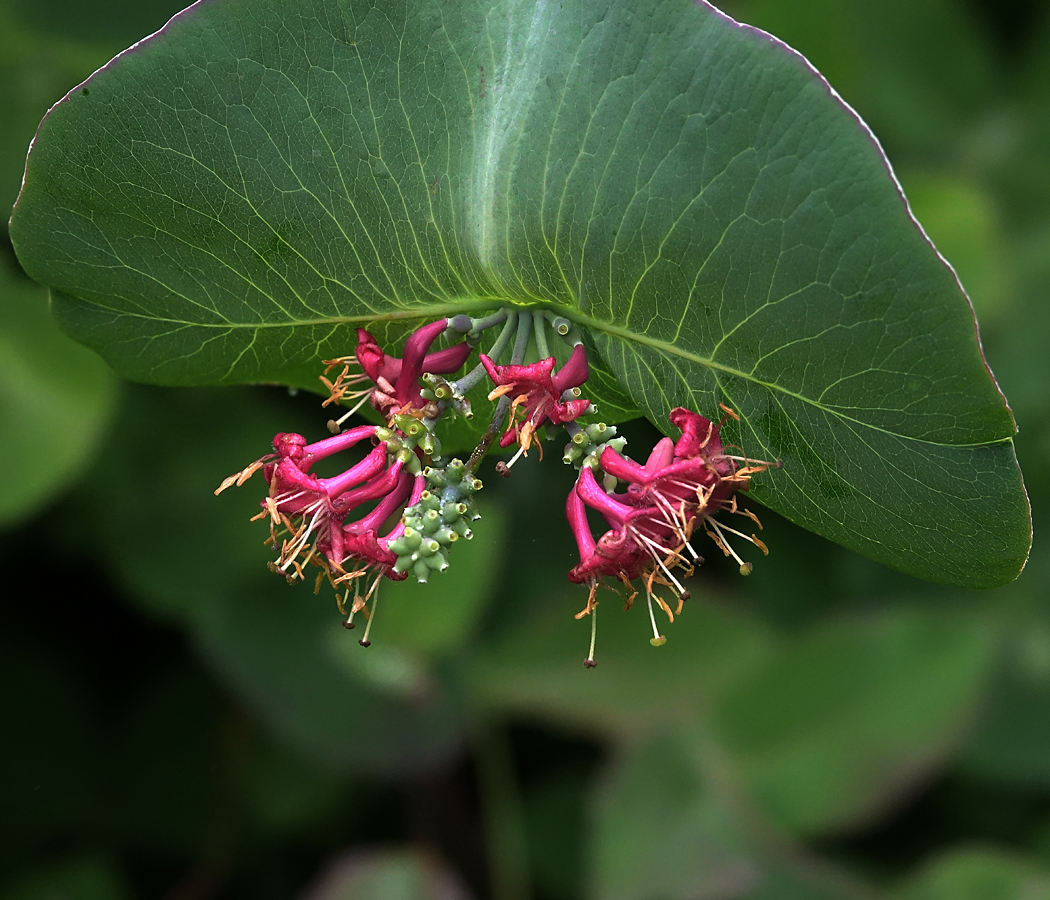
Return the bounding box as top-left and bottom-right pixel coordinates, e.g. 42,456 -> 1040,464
217,309 -> 777,662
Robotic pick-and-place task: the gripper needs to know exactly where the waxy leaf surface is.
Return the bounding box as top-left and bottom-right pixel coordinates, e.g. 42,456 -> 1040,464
9,0 -> 1029,585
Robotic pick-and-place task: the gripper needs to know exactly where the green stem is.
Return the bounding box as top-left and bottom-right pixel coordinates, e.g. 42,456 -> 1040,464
469,308 -> 510,335
532,309 -> 551,360
510,308 -> 532,364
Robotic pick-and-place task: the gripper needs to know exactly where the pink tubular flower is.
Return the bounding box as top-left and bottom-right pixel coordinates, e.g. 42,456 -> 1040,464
216,424 -> 425,628
566,406 -> 774,654
321,320 -> 472,426
481,343 -> 592,455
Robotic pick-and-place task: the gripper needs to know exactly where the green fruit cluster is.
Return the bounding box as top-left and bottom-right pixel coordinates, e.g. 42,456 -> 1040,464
388,459 -> 482,583
562,422 -> 627,470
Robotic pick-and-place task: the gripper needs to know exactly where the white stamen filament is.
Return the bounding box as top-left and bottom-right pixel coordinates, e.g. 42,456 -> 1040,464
667,478 -> 714,505
344,589 -> 360,628
586,602 -> 598,666
705,517 -> 748,568
648,493 -> 692,544
505,442 -> 528,469
360,587 -> 379,645
333,392 -> 372,426
280,506 -> 325,571
646,591 -> 662,642
708,517 -> 762,546
631,529 -> 690,596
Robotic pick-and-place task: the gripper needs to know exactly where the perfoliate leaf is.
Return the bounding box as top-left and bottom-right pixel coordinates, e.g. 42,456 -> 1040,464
9,0 -> 1029,585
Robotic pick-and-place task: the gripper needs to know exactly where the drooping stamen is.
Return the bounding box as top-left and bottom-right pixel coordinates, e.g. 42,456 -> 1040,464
584,600 -> 598,669
717,454 -> 784,475
646,569 -> 678,622
327,393 -> 373,433
343,588 -> 367,629
503,441 -> 529,471
708,516 -> 768,555
718,403 -> 741,422
359,588 -> 379,647
278,503 -> 327,573
646,591 -> 666,647
574,579 -> 599,620
734,503 -> 765,530
704,516 -> 761,574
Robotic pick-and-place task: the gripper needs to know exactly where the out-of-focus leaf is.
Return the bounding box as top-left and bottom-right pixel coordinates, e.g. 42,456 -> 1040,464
465,578 -> 772,738
899,171 -> 1008,323
6,0 -> 188,48
236,730 -> 353,836
0,272 -> 116,526
195,577 -> 463,774
9,0 -> 1030,587
0,4 -> 112,213
976,225 -> 1050,503
982,225 -> 1050,423
1011,14 -> 1050,215
297,849 -> 472,900
590,734 -> 758,900
959,667 -> 1050,788
711,608 -> 998,836
957,555 -> 1050,788
0,854 -> 131,900
589,733 -> 871,900
729,0 -> 996,155
894,847 -> 1050,900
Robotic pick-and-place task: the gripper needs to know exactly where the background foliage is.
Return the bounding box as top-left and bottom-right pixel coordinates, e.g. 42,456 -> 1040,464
1,0 -> 1047,898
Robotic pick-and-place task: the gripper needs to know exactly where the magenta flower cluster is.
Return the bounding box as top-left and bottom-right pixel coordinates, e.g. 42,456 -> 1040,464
218,310 -> 776,662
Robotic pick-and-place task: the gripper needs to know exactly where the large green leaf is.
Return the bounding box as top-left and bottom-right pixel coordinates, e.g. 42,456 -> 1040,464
8,0 -> 1029,586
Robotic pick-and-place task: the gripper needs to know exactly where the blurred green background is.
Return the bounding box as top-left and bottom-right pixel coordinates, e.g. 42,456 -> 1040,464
1,0 -> 1048,897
